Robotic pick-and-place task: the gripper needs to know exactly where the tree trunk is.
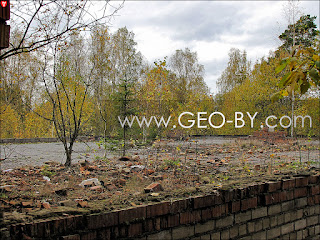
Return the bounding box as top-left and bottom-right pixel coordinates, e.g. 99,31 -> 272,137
65,150 -> 72,167
123,126 -> 126,156
103,121 -> 107,159
291,91 -> 295,137
64,144 -> 73,167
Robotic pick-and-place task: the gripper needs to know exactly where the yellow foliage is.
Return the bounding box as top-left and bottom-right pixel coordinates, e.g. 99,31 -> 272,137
0,105 -> 22,138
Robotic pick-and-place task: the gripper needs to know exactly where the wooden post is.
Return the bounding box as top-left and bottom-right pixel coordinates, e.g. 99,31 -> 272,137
0,0 -> 10,49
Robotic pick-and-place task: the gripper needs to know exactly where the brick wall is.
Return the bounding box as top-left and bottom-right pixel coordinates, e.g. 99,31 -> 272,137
1,175 -> 319,240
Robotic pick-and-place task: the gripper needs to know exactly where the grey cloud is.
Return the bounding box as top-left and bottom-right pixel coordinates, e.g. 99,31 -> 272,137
117,2 -> 249,42
150,2 -> 247,42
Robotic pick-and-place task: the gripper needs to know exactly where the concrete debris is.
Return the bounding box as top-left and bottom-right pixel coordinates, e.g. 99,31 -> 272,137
79,178 -> 101,188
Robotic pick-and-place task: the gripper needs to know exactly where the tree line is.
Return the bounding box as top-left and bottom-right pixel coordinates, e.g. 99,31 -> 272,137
0,10 -> 319,165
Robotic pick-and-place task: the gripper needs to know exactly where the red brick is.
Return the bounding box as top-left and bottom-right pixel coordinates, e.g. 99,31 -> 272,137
21,201 -> 33,207
128,222 -> 143,237
87,211 -> 119,229
51,217 -> 66,236
241,197 -> 257,211
257,183 -> 267,194
315,195 -> 320,204
144,182 -> 163,193
154,218 -> 161,231
65,215 -> 84,233
119,205 -> 146,224
279,191 -> 287,202
230,201 -> 241,213
286,190 -> 294,200
221,203 -> 229,216
42,202 -> 50,209
273,192 -> 280,203
144,219 -> 154,232
168,214 -> 180,228
36,220 -> 50,238
160,215 -> 168,229
266,181 -> 281,192
97,228 -> 111,240
24,222 -> 38,237
90,186 -> 103,192
193,195 -> 215,209
147,201 -> 170,218
180,210 -> 201,225
263,193 -> 279,205
77,201 -> 88,208
310,185 -> 320,195
307,196 -> 315,206
170,199 -> 189,214
221,189 -> 235,202
180,211 -> 192,225
193,210 -> 202,223
212,205 -> 222,218
282,179 -> 295,190
201,208 -> 212,221
308,175 -> 319,184
295,177 -> 308,187
214,194 -> 223,205
294,187 -> 308,198
118,225 -> 127,238
264,194 -> 272,205
237,188 -> 248,199
247,184 -> 260,196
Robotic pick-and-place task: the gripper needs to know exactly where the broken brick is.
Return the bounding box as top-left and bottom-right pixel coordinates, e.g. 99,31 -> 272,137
77,201 -> 88,208
115,191 -> 122,196
106,184 -> 117,191
42,202 -> 51,209
90,186 -> 103,192
152,175 -> 164,181
144,182 -> 164,193
22,201 -> 33,207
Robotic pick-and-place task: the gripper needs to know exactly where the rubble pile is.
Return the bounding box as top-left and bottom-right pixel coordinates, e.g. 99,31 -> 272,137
1,138 -> 319,225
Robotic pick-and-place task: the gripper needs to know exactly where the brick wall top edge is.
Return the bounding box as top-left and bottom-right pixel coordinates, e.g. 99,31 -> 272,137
4,174 -> 317,235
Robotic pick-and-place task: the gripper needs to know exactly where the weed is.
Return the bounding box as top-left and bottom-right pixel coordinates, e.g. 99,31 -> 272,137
163,159 -> 181,168
40,165 -> 56,178
0,193 -> 8,199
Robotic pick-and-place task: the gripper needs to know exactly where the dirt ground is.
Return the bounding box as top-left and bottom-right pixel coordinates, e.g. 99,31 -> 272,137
0,136 -> 319,226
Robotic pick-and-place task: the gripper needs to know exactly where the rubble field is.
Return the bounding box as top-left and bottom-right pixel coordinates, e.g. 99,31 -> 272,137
0,136 -> 319,226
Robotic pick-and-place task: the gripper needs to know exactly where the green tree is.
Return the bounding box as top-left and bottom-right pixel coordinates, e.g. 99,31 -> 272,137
109,27 -> 142,154
279,15 -> 319,51
114,77 -> 136,156
274,14 -> 320,98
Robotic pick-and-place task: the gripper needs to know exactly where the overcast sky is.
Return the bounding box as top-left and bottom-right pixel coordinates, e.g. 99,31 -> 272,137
108,1 -> 320,94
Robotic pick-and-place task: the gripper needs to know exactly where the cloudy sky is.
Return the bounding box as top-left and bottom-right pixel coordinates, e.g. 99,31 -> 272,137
108,1 -> 319,94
